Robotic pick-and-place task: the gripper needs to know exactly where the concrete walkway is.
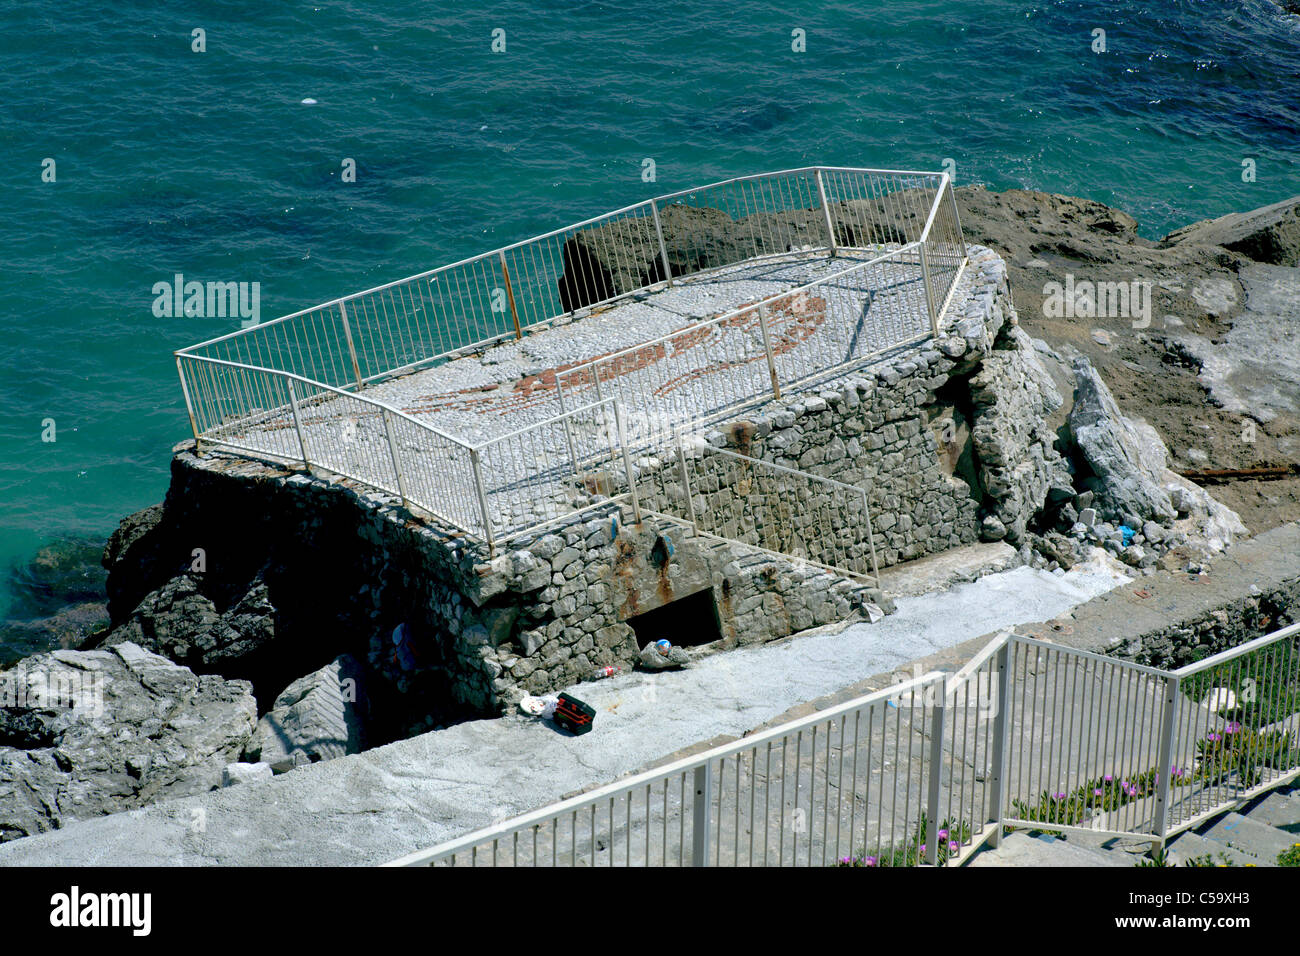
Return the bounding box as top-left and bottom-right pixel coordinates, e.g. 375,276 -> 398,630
0,552 -> 1128,866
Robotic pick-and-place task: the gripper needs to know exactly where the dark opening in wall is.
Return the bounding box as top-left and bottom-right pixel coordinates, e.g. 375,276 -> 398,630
929,374 -> 985,504
625,588 -> 723,650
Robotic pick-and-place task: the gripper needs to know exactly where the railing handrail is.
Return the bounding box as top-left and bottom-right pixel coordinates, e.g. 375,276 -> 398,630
1008,632 -> 1172,679
702,444 -> 871,497
468,397 -> 619,450
917,171 -> 952,244
176,352 -> 475,449
175,165 -> 946,358
1172,620 -> 1300,676
383,670 -> 946,868
177,167 -> 968,553
387,618 -> 1300,866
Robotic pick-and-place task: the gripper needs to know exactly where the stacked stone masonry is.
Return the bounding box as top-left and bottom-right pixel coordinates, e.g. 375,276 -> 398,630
130,245 -> 1067,719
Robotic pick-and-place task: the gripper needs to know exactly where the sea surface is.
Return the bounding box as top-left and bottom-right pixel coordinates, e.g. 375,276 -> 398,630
0,0 -> 1297,623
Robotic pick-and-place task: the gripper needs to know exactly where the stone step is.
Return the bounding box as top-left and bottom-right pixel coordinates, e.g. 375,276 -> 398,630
967,832 -> 1133,867
1199,812 -> 1295,863
1049,830 -> 1155,864
1241,788 -> 1300,832
1165,830 -> 1260,868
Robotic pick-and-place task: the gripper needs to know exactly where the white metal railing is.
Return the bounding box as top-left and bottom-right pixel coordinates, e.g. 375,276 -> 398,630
553,245 -> 933,452
386,622 -> 1300,867
175,167 -> 968,552
386,671 -> 950,867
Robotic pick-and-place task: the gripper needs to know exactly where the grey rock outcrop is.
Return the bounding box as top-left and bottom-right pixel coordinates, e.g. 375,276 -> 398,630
245,654 -> 367,772
0,642 -> 256,843
1069,357 -> 1179,524
100,503 -> 168,620
970,326 -> 1075,543
102,572 -> 276,672
1163,195 -> 1300,267
222,762 -> 273,787
1065,358 -> 1245,561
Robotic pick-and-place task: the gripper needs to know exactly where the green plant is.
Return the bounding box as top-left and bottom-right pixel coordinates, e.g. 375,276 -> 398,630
1010,766 -> 1188,829
1137,848 -> 1170,867
1137,848 -> 1242,867
1279,842 -> 1300,867
1195,725 -> 1298,788
834,815 -> 973,867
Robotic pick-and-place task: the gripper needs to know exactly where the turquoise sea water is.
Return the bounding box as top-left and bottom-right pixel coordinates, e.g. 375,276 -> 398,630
0,0 -> 1297,618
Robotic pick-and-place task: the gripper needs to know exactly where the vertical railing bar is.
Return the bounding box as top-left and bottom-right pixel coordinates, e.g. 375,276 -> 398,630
286,378 -> 310,473
469,447 -> 495,554
925,677 -> 946,865
676,773 -> 684,866
496,251 -> 522,340
1153,674 -> 1180,848
808,725 -> 818,868
176,357 -> 202,453
756,304 -> 782,400
338,298 -> 364,391
835,711 -> 847,863
650,200 -> 673,288
778,736 -> 788,865
1138,666 -> 1159,831
867,705 -> 879,861
816,167 -> 837,255
381,409 -> 409,508
613,401 -> 642,524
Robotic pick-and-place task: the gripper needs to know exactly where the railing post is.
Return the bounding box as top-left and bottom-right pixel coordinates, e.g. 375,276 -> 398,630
675,431 -> 699,536
756,304 -> 781,400
650,201 -> 673,288
691,764 -> 712,866
176,356 -> 202,455
815,168 -> 837,256
920,244 -> 941,339
613,401 -> 642,525
987,640 -> 1013,848
338,299 -> 365,391
499,251 -> 523,339
382,408 -> 409,508
945,174 -> 967,260
1152,674 -> 1181,851
592,369 -> 607,467
554,379 -> 581,478
285,378 -> 310,473
469,447 -> 496,557
925,677 -> 947,866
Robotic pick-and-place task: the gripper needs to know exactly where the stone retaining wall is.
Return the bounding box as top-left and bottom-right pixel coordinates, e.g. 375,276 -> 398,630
117,451 -> 881,731
1112,580 -> 1300,670
104,245 -> 1071,723
673,246 -> 1070,567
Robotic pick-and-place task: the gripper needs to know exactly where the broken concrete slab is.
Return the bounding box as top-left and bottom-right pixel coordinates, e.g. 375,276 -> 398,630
244,654 -> 366,772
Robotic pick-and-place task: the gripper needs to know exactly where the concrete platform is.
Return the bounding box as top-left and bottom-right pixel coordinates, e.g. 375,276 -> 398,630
0,556 -> 1128,866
